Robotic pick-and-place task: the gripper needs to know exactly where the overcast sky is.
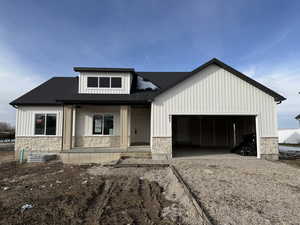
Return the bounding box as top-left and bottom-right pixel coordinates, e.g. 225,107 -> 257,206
0,0 -> 299,128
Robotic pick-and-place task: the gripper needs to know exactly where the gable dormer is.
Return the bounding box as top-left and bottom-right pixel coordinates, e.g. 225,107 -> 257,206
74,67 -> 135,94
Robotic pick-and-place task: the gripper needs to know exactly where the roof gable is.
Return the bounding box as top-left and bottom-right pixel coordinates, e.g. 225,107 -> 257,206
146,58 -> 285,102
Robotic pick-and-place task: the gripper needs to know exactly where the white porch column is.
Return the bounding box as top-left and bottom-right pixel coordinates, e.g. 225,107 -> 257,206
120,105 -> 129,149
62,105 -> 73,151
72,107 -> 76,148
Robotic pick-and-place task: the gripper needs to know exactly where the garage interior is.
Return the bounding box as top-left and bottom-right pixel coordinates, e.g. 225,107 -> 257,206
172,115 -> 256,157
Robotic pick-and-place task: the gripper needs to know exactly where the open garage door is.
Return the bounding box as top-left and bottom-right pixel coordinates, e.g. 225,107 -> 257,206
172,115 -> 257,157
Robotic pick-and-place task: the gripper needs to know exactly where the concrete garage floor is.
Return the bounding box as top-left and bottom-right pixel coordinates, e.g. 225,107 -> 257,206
173,146 -> 246,159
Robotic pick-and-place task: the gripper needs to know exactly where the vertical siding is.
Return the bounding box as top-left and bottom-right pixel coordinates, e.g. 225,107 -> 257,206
16,106 -> 63,136
78,72 -> 132,94
152,65 -> 278,138
75,106 -> 120,136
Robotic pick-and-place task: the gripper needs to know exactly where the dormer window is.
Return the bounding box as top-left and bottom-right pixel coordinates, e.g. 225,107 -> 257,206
87,76 -> 122,88
99,77 -> 110,88
111,77 -> 122,88
87,77 -> 98,88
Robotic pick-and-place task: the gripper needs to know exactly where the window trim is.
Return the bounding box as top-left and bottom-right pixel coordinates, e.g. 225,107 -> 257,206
86,76 -> 122,89
92,113 -> 114,136
34,113 -> 57,136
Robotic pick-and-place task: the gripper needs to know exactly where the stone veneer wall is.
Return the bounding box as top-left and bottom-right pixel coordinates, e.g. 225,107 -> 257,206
75,136 -> 120,148
151,137 -> 172,160
260,137 -> 279,160
15,136 -> 62,158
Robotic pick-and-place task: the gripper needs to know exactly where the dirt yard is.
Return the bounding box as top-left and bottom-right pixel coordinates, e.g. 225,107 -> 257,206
0,162 -> 186,225
2,155 -> 300,225
120,157 -> 300,225
0,148 -> 14,163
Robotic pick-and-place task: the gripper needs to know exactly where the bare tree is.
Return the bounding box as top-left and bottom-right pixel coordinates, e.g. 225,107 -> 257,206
0,122 -> 14,133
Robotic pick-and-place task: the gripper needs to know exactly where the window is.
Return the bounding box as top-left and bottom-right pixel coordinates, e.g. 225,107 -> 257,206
87,76 -> 122,88
35,114 -> 45,135
99,77 -> 110,88
87,77 -> 98,88
93,115 -> 103,134
34,114 -> 57,135
93,114 -> 114,135
111,77 -> 122,88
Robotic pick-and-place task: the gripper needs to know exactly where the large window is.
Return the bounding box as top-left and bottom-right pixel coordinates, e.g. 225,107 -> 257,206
87,76 -> 122,88
93,114 -> 114,135
34,114 -> 57,135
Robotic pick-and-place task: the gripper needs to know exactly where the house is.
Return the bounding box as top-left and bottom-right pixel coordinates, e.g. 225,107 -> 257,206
10,58 -> 286,163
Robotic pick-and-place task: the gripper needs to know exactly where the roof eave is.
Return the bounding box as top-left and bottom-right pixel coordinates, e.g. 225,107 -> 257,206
73,67 -> 135,73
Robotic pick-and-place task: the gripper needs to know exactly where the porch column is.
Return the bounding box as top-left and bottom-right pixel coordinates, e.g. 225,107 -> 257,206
120,105 -> 129,149
62,105 -> 73,151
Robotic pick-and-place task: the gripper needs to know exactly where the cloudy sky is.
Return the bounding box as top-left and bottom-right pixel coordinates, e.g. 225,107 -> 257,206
0,0 -> 299,128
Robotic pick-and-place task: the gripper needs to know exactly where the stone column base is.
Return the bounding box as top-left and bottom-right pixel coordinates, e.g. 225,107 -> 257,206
151,137 -> 172,160
152,153 -> 172,160
260,154 -> 279,161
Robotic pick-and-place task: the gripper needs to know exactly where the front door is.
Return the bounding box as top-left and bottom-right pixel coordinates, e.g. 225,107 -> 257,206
131,107 -> 150,145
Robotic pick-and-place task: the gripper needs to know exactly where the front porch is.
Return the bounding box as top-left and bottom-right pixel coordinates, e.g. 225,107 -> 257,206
60,146 -> 151,164
61,104 -> 151,162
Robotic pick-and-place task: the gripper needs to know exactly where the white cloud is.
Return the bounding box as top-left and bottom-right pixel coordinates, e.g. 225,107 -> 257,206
0,43 -> 43,126
243,63 -> 300,128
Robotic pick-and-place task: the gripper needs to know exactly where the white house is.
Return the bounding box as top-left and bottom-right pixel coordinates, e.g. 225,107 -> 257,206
11,58 -> 286,163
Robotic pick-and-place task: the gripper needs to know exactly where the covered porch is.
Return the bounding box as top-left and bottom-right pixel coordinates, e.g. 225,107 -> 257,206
61,104 -> 151,153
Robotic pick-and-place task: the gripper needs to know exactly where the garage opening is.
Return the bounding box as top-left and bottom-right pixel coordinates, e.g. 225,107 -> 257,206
172,115 -> 257,157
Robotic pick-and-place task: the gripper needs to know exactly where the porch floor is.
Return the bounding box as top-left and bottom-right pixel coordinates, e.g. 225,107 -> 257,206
65,146 -> 151,153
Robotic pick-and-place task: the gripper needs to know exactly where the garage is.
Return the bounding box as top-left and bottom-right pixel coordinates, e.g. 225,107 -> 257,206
172,115 -> 257,157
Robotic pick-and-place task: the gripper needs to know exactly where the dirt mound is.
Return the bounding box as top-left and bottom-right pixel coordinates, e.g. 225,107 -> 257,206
0,162 -> 178,225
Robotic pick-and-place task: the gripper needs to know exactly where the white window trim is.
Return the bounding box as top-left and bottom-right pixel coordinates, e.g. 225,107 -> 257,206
33,113 -> 58,136
92,113 -> 115,136
86,76 -> 122,89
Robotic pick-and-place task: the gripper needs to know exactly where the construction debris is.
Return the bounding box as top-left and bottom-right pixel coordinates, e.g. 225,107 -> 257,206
231,133 -> 257,156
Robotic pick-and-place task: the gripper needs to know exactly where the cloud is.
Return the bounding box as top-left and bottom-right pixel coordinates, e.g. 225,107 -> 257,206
0,42 -> 43,126
242,63 -> 300,128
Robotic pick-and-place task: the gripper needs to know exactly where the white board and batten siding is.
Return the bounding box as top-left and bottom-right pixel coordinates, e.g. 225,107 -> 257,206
78,72 -> 132,94
151,64 -> 278,138
15,106 -> 63,136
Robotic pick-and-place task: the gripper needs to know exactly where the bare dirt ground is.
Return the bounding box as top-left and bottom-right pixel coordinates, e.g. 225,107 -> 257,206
0,149 -> 14,163
121,157 -> 300,225
0,162 -> 186,225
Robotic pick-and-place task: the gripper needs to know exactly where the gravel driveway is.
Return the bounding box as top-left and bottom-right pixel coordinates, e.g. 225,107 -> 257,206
121,156 -> 300,225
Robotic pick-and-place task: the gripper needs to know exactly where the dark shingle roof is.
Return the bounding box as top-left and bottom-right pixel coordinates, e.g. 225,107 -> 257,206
10,58 -> 286,106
